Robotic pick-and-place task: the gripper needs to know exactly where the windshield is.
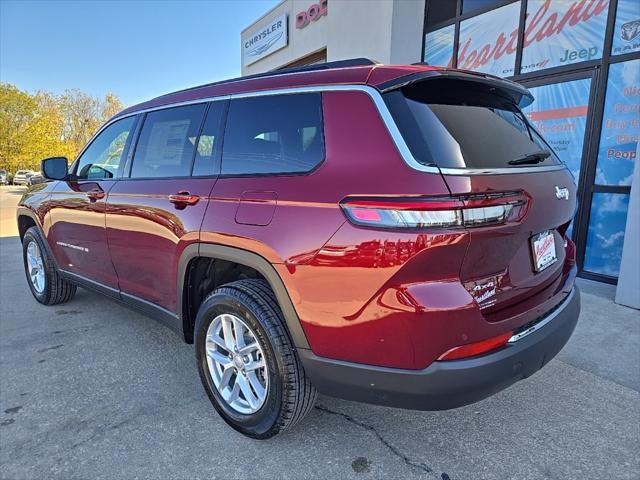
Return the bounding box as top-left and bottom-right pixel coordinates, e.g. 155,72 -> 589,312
384,83 -> 562,170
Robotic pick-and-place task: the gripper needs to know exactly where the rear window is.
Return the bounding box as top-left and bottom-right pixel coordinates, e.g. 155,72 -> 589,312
384,82 -> 562,170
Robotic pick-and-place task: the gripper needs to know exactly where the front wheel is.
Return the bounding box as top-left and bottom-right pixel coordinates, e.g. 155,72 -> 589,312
195,279 -> 317,439
22,226 -> 76,305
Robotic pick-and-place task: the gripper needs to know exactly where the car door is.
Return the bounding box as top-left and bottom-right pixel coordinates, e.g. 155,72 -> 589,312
48,115 -> 138,291
105,101 -> 226,314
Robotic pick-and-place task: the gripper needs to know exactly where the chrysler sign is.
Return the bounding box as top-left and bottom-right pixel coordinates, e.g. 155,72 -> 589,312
242,14 -> 288,67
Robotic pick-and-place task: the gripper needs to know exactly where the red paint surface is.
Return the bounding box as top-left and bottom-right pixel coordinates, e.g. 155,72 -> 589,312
19,65 -> 577,370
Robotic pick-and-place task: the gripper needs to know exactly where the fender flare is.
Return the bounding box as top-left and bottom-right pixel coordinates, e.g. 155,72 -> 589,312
177,243 -> 310,349
16,207 -> 61,270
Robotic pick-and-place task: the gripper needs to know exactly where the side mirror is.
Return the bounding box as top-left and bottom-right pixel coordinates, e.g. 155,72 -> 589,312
41,157 -> 69,180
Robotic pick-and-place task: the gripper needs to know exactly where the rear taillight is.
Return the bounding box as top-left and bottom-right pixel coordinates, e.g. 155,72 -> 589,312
341,192 -> 528,229
437,331 -> 513,361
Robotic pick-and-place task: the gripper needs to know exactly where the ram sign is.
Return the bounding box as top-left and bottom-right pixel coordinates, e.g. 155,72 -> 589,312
242,14 -> 288,67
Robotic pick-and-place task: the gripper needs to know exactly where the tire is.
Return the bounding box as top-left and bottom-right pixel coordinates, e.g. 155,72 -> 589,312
22,226 -> 76,305
195,278 -> 317,439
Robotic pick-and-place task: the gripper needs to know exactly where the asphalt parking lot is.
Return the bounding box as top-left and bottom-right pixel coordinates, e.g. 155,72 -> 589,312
0,185 -> 639,480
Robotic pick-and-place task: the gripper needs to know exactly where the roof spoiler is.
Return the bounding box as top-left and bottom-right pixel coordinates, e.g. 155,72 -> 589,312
376,69 -> 534,108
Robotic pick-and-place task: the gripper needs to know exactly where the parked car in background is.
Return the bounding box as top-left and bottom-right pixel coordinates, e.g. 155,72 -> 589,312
0,169 -> 7,185
27,172 -> 46,186
13,170 -> 35,186
17,59 -> 580,439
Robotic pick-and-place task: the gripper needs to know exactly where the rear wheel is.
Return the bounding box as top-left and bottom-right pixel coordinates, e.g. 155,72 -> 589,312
22,226 -> 76,305
195,279 -> 316,439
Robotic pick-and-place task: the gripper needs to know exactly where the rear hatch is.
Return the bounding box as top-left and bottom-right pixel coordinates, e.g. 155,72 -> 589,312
383,72 -> 577,319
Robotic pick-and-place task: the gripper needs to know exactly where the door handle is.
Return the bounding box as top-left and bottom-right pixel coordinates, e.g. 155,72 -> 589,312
86,189 -> 105,202
169,191 -> 200,207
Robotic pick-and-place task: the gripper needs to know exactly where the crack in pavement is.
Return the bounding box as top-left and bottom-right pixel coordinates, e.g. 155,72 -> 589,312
315,405 -> 438,477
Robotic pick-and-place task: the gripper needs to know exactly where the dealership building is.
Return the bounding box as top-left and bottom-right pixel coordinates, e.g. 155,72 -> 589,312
242,0 -> 639,304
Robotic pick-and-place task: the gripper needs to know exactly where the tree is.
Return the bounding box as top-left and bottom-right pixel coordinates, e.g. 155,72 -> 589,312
0,83 -> 124,173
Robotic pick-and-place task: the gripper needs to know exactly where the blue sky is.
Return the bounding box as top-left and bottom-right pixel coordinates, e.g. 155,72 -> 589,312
0,0 -> 279,106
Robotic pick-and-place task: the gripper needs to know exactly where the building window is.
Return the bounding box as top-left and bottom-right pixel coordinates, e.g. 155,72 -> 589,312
595,59 -> 639,186
457,2 -> 520,77
584,193 -> 630,276
462,0 -> 505,15
611,0 -> 640,56
523,78 -> 592,180
424,24 -> 455,66
425,1 -> 458,27
521,0 -> 610,74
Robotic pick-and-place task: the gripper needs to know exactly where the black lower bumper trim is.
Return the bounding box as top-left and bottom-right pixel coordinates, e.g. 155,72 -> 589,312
299,287 -> 580,410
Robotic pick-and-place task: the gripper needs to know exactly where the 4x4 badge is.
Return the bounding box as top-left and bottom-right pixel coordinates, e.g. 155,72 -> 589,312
555,186 -> 569,200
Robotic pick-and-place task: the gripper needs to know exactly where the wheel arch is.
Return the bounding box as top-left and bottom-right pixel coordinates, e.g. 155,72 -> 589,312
178,243 -> 310,349
17,208 -> 39,241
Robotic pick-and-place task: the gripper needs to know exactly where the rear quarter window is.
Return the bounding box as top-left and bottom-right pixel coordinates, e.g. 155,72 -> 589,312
221,93 -> 324,175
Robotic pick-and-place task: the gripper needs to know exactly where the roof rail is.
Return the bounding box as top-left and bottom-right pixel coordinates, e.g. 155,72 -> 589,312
270,58 -> 377,75
153,58 -> 378,100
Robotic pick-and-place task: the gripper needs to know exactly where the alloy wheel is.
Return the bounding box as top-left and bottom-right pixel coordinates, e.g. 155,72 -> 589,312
26,241 -> 45,294
205,313 -> 268,414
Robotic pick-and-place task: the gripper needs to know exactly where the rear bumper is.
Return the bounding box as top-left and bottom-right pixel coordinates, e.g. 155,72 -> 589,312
299,286 -> 580,410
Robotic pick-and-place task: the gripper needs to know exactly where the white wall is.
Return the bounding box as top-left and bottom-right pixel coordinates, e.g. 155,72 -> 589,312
242,0 -> 328,75
242,0 -> 425,75
616,142 -> 640,309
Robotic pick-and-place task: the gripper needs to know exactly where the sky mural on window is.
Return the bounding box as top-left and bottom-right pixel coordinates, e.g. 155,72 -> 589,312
584,193 -> 630,276
424,24 -> 455,67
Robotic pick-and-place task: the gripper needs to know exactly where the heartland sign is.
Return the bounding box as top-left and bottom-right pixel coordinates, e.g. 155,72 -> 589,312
242,13 -> 288,67
455,0 -> 610,77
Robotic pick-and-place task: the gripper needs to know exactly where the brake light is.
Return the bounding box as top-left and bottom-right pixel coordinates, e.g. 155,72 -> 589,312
437,331 -> 513,361
341,192 -> 528,229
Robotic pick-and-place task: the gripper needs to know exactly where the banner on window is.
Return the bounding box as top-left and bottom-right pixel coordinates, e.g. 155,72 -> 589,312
596,59 -> 639,186
457,2 -> 521,77
523,78 -> 592,180
612,0 -> 640,56
521,0 -> 609,74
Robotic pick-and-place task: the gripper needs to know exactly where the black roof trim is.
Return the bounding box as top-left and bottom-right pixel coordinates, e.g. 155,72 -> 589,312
153,58 -> 378,100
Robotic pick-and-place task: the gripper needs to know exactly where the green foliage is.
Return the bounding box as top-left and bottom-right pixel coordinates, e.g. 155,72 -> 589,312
0,83 -> 124,173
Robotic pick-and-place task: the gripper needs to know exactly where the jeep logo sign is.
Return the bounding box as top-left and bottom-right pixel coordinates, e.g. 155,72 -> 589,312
242,13 -> 288,67
296,0 -> 327,29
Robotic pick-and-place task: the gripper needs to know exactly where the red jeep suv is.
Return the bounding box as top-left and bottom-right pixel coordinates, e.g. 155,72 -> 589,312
18,59 -> 580,439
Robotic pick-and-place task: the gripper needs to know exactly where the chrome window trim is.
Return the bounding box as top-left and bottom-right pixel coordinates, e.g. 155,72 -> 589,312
79,85 -> 568,177
507,288 -> 576,343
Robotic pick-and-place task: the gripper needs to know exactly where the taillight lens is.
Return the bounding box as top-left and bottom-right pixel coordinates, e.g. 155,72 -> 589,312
341,192 -> 528,229
437,331 -> 513,361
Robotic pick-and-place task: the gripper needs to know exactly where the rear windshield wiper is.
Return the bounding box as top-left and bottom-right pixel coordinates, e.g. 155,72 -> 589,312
508,150 -> 551,165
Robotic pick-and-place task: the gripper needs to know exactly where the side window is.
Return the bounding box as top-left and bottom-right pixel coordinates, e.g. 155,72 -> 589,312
130,104 -> 206,178
75,116 -> 136,180
192,101 -> 226,176
221,93 -> 324,175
